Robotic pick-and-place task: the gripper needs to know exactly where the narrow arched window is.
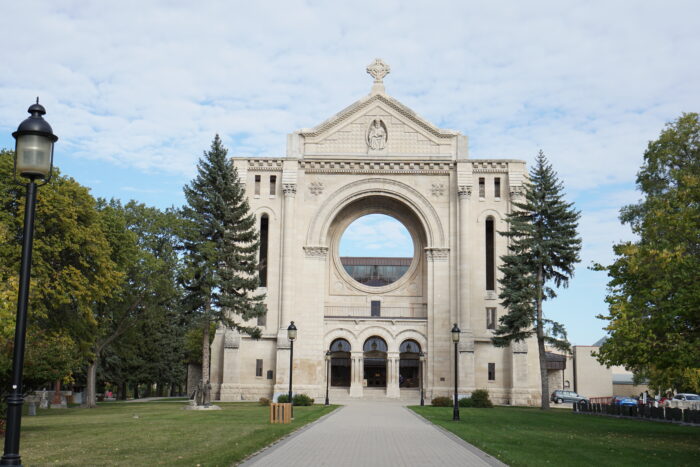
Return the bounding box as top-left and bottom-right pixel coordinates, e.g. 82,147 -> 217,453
485,217 -> 495,291
259,214 -> 269,287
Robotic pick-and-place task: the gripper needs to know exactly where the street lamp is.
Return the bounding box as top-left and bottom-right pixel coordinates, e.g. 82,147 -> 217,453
419,351 -> 425,406
325,350 -> 331,406
451,323 -> 460,421
2,99 -> 58,467
287,321 -> 296,415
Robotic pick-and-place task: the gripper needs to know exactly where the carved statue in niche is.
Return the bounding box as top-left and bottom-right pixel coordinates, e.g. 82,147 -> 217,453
366,118 -> 388,151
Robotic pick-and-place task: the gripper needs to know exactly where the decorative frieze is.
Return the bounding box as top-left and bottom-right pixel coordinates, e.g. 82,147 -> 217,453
301,160 -> 453,174
247,159 -> 284,171
458,184 -> 472,199
303,246 -> 329,258
471,161 -> 509,173
424,247 -> 450,262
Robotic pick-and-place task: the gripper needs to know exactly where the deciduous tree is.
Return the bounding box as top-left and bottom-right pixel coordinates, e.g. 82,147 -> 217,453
596,113 -> 700,393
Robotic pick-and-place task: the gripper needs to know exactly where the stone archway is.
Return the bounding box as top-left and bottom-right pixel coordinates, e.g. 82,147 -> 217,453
329,338 -> 352,387
399,339 -> 421,388
363,336 -> 388,388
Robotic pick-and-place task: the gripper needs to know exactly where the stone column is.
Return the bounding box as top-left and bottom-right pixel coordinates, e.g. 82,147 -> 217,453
457,185 -> 472,329
279,183 -> 296,330
387,352 -> 400,398
350,351 -> 363,397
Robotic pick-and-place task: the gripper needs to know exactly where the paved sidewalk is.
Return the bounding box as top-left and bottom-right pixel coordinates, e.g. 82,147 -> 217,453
240,400 -> 505,467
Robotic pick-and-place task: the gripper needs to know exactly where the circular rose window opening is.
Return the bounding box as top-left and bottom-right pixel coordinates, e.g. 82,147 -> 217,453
339,214 -> 414,287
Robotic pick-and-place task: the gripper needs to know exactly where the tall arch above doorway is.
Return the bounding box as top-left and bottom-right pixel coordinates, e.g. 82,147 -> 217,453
329,338 -> 351,387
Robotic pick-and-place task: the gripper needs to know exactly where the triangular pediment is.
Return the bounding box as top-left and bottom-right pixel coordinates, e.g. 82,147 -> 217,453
296,93 -> 464,157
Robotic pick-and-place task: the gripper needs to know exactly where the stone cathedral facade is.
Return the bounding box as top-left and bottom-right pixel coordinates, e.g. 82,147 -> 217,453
209,60 -> 542,405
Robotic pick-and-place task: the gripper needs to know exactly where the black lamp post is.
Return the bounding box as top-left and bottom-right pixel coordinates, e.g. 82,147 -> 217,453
2,99 -> 58,467
419,351 -> 425,406
451,323 -> 460,421
324,350 -> 331,406
287,321 -> 296,415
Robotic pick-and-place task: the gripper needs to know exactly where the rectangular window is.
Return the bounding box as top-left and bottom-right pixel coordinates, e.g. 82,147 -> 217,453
486,308 -> 496,330
488,363 -> 496,381
257,313 -> 266,326
371,300 -> 381,317
494,177 -> 501,199
485,218 -> 495,291
269,175 -> 277,196
254,175 -> 261,195
256,359 -> 263,377
479,177 -> 486,198
266,370 -> 273,380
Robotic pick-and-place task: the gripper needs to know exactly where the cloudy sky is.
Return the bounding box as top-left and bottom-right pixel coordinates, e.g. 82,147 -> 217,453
2,1 -> 699,345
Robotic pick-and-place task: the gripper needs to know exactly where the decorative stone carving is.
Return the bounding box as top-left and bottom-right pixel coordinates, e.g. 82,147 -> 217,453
301,160 -> 453,174
431,183 -> 445,197
458,185 -> 472,199
303,246 -> 329,258
512,340 -> 528,354
509,185 -> 525,200
224,331 -> 240,349
425,247 -> 450,261
366,118 -> 388,152
282,183 -> 297,197
366,58 -> 391,83
308,181 -> 324,196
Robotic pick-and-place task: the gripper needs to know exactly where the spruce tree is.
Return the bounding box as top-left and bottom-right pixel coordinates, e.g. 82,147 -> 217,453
181,135 -> 266,388
492,150 -> 581,409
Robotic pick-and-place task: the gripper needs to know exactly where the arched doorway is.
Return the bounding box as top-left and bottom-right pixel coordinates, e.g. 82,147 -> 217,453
329,338 -> 351,387
363,336 -> 388,387
399,340 -> 421,388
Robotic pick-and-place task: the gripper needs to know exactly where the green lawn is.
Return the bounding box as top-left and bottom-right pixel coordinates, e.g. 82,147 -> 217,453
411,406 -> 700,466
3,402 -> 336,466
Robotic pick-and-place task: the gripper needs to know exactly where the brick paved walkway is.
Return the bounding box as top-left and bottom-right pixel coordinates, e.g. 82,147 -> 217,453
240,400 -> 505,467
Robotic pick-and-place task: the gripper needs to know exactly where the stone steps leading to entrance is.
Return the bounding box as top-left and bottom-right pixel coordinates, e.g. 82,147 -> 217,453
328,387 -> 421,405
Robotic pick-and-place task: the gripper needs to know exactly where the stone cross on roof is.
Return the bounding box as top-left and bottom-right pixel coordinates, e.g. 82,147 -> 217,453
367,58 -> 390,94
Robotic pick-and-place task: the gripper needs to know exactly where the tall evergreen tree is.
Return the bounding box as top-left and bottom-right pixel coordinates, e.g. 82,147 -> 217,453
492,151 -> 581,409
181,135 -> 266,387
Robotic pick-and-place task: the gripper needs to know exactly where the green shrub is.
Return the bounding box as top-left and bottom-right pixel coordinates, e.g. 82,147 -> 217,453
258,397 -> 270,406
431,396 -> 452,407
459,397 -> 474,407
470,389 -> 493,408
276,394 -> 289,403
292,394 -> 314,406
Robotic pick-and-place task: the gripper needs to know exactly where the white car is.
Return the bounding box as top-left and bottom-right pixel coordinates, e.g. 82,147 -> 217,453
672,393 -> 700,401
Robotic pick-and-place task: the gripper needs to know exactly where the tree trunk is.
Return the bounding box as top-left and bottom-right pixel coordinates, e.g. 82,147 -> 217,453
536,266 -> 550,409
118,381 -> 127,400
202,320 -> 211,385
85,361 -> 98,408
51,379 -> 62,405
133,384 -> 139,400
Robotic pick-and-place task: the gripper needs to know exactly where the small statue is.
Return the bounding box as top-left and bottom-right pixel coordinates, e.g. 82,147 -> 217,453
367,119 -> 387,151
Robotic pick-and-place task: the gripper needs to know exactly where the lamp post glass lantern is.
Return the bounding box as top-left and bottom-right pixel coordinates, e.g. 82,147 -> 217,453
451,323 -> 460,421
325,350 -> 331,405
419,351 -> 425,406
287,321 -> 296,414
2,100 -> 57,467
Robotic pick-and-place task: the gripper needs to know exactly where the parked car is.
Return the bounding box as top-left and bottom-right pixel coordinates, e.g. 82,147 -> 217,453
612,396 -> 638,406
672,393 -> 700,401
551,390 -> 589,405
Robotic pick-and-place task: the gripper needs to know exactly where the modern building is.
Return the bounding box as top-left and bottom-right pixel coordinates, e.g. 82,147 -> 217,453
209,59 -> 543,405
